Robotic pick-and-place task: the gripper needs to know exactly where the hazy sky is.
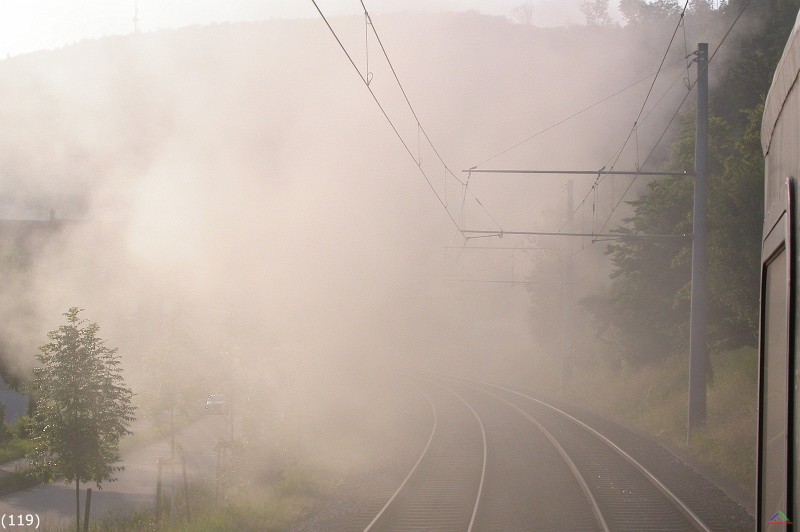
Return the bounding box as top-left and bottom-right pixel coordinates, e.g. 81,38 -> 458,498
0,0 -> 624,57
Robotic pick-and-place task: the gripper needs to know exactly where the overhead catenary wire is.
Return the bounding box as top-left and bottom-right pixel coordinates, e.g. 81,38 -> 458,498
573,65 -> 691,234
641,63 -> 691,125
631,1 -> 692,140
579,0 -> 691,211
470,57 -> 686,170
682,12 -> 694,89
360,0 -> 443,167
595,0 -> 753,235
364,11 -> 372,84
554,61 -> 688,235
359,0 -> 502,232
309,0 -> 462,232
468,10 -> 696,239
596,92 -> 695,234
455,279 -> 536,285
432,13 -> 698,274
643,0 -> 753,171
443,245 -> 561,251
460,172 -> 471,228
521,4 -> 746,257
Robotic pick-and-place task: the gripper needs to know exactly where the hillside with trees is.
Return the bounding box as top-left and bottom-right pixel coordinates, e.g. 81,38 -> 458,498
0,0 -> 793,502
587,0 -> 798,366
560,0 -> 800,495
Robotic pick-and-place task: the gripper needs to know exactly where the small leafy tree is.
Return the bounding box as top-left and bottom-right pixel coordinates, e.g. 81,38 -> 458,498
581,0 -> 614,26
511,2 -> 534,25
29,307 -> 135,531
619,0 -> 681,24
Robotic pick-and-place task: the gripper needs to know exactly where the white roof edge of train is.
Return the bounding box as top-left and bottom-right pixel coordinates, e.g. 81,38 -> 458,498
762,9 -> 800,157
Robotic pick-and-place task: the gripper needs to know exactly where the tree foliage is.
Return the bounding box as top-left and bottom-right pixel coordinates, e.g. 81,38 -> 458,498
587,1 -> 798,367
708,104 -> 764,339
511,2 -> 534,25
619,0 -> 682,24
714,0 -> 800,129
582,0 -> 614,26
599,112 -> 735,365
29,307 -> 135,489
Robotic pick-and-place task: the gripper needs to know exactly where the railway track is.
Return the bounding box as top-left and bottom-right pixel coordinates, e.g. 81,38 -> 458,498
462,380 -> 709,531
358,381 -> 485,531
341,374 -> 730,531
460,377 -> 750,530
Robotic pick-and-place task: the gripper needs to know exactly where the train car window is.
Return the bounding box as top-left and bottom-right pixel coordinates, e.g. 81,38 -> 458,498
762,246 -> 789,528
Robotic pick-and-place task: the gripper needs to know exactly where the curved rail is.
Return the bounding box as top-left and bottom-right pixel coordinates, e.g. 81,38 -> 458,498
474,385 -> 610,532
432,381 -> 488,532
364,378 -> 488,532
363,384 -> 438,532
451,374 -> 712,532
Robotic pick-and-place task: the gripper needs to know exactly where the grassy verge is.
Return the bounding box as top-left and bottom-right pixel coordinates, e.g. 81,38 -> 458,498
0,414 -> 188,499
0,431 -> 42,496
73,462 -> 324,531
0,437 -> 35,464
118,420 -> 176,455
565,346 -> 757,496
0,469 -> 43,496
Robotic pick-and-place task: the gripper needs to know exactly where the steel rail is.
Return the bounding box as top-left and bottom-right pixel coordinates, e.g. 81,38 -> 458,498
472,385 -> 610,532
363,385 -> 438,532
431,381 -> 488,532
445,374 -> 712,532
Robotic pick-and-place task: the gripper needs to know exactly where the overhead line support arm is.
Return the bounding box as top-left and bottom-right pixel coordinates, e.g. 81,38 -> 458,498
462,169 -> 694,177
462,229 -> 691,239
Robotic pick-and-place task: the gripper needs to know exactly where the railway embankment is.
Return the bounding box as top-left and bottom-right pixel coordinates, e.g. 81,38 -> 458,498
564,346 -> 757,511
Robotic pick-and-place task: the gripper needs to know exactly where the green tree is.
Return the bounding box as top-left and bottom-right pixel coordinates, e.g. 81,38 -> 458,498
510,2 -> 534,25
582,0 -> 614,26
29,307 -> 135,532
714,0 -> 800,130
596,1 -> 798,359
601,175 -> 693,365
708,104 -> 765,342
619,0 -> 681,24
595,111 -> 733,365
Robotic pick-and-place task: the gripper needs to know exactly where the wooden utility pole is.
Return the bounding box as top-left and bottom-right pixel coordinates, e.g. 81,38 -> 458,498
83,489 -> 92,532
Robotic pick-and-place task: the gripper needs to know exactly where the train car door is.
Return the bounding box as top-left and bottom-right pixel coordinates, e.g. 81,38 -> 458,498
758,179 -> 795,530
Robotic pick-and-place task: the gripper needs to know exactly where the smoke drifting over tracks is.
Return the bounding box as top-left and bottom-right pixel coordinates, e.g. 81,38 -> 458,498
300,373 -> 751,531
